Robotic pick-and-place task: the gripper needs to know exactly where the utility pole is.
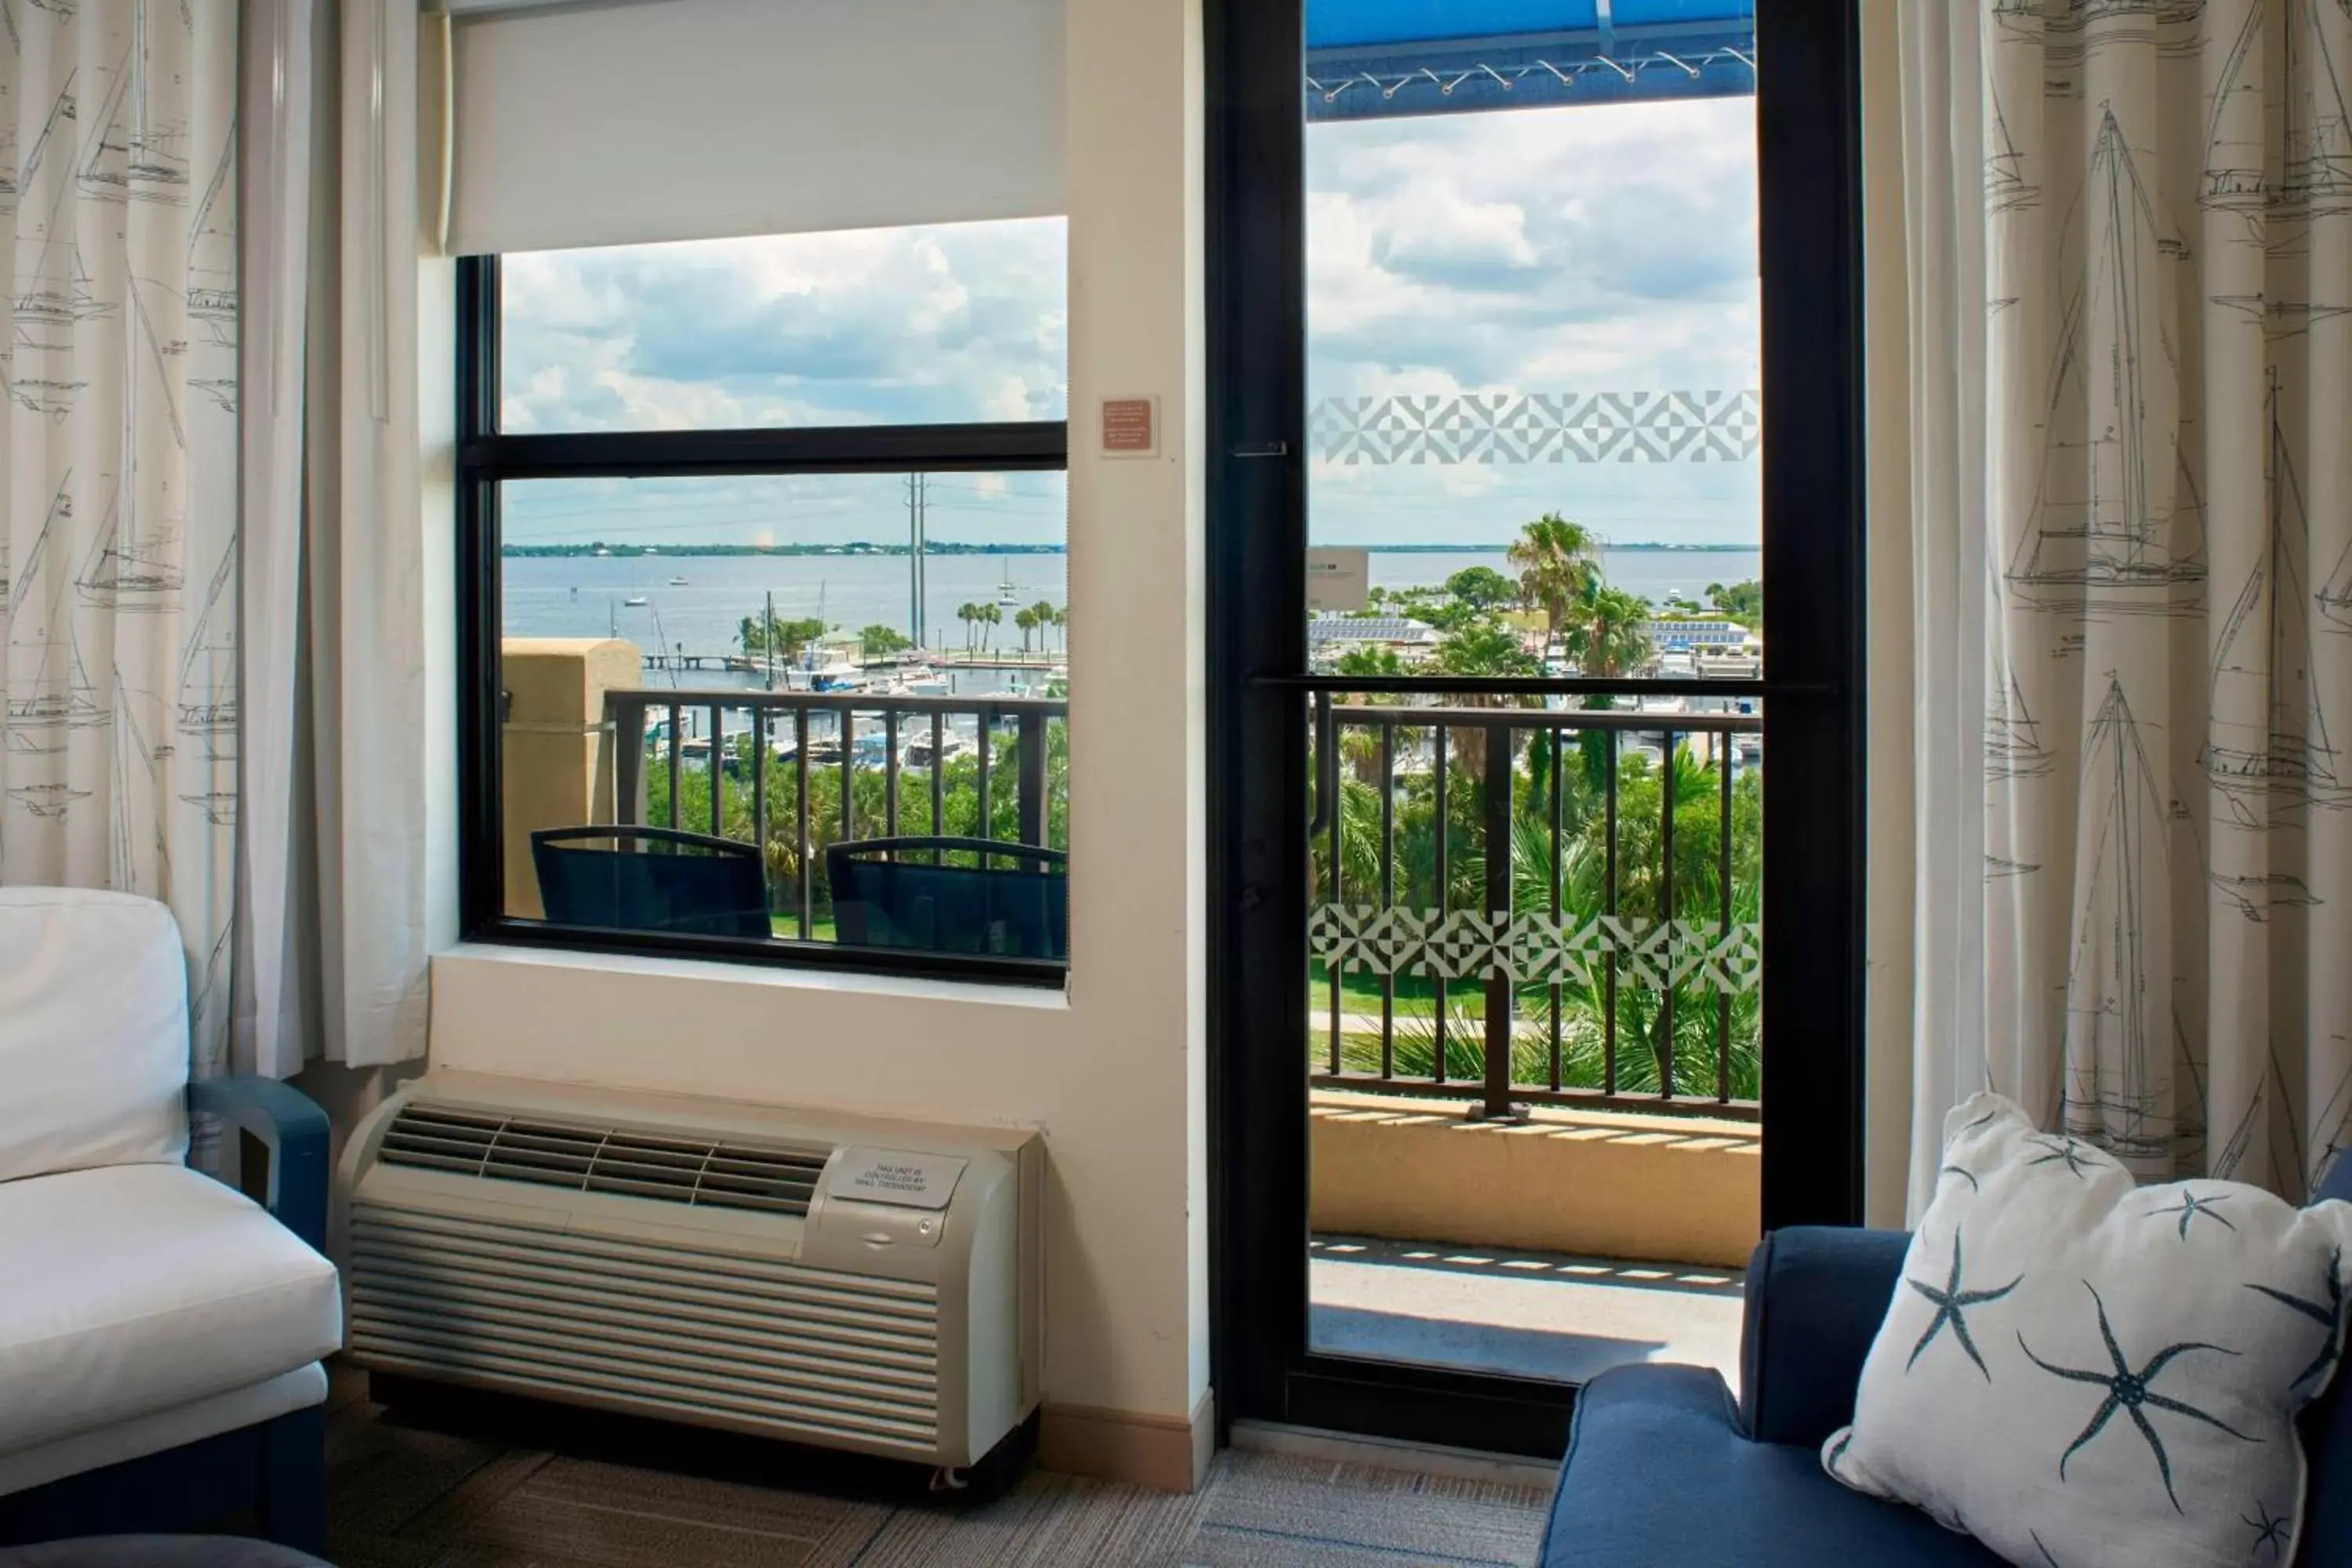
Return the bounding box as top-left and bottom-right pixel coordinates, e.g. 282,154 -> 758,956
906,472 -> 929,650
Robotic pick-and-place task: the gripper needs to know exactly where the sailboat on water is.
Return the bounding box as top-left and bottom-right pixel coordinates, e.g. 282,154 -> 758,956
2199,372 -> 2342,811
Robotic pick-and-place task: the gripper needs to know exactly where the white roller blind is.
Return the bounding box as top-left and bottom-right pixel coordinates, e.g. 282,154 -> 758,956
448,0 -> 1066,256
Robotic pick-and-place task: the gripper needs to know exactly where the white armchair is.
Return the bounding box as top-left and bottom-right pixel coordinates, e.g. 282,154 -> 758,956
0,890 -> 342,1552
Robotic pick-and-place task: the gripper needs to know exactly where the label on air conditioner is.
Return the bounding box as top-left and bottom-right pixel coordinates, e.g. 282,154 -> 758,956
827,1148 -> 969,1210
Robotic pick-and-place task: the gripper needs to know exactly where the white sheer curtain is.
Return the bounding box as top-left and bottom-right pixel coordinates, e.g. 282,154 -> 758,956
237,0 -> 434,1076
0,2 -> 241,1076
1902,0 -> 2352,1210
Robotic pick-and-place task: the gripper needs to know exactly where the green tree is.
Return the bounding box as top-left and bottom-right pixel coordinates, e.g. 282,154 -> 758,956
858,623 -> 911,660
1564,586 -> 1653,677
978,602 -> 1003,650
956,602 -> 985,653
738,612 -> 826,659
1506,513 -> 1601,652
1330,647 -> 1405,786
1014,606 -> 1040,652
1404,597 -> 1480,633
1706,579 -> 1763,629
1432,618 -> 1539,784
1433,619 -> 1538,681
1333,644 -> 1403,681
1444,564 -> 1518,612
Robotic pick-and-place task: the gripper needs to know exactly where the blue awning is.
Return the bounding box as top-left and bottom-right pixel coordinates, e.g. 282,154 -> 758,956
1305,0 -> 1755,121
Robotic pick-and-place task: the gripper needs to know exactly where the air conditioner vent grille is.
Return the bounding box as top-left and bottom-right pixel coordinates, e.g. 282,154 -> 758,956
378,1105 -> 831,1216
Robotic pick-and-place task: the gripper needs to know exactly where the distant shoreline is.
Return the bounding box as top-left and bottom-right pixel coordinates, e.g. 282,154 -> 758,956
502,540 -> 1759,558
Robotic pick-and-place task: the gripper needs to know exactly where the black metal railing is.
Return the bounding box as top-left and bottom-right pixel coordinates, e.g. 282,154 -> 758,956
1306,693 -> 1762,1121
604,687 -> 1068,944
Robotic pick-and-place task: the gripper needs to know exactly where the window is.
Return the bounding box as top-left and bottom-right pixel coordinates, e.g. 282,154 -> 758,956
458,220 -> 1072,985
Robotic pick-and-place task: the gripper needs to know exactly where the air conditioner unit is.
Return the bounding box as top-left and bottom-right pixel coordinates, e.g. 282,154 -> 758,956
339,1071 -> 1043,1474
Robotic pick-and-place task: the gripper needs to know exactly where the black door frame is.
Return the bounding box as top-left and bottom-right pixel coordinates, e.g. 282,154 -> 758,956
1206,0 -> 1867,1457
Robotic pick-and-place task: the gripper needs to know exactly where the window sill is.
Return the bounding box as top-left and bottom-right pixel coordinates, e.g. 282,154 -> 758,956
438,938 -> 1073,1013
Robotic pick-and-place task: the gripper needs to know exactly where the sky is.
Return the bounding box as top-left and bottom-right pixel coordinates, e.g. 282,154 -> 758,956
499,95 -> 1760,552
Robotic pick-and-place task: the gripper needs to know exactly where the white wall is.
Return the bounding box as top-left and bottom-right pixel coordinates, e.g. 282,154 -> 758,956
430,0 -> 1209,1428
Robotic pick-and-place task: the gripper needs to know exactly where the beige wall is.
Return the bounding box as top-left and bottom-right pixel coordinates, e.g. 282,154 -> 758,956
498,638 -> 642,918
428,0 -> 1210,1461
1311,1095 -> 1760,1269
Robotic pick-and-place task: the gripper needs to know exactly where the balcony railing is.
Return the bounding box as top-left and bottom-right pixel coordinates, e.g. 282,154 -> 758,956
605,687 -> 1068,943
1307,695 -> 1762,1121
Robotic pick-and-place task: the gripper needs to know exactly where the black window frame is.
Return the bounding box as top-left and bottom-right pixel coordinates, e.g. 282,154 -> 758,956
454,252 -> 1073,987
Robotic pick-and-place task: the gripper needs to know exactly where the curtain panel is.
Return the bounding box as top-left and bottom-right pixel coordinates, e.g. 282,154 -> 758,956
238,0 -> 434,1076
1904,0 -> 2352,1207
0,2 -> 241,1075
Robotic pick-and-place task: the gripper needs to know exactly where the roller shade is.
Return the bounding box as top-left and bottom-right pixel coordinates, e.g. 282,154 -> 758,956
448,0 -> 1065,257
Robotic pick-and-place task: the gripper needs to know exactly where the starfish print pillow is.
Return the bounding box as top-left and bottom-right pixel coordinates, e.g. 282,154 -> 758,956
1822,1092 -> 2352,1568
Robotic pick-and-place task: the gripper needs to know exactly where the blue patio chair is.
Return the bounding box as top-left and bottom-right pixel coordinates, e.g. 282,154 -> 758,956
826,837 -> 1068,960
531,826 -> 771,940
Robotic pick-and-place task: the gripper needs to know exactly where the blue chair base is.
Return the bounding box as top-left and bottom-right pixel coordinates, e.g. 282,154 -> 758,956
0,1407 -> 325,1555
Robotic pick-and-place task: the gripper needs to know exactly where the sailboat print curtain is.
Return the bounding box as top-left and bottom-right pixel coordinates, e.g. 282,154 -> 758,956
0,3 -> 241,1076
1907,0 -> 2352,1205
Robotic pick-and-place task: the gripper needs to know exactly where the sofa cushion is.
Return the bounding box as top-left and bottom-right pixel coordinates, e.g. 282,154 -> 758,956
0,1164 -> 340,1457
1825,1093 -> 2352,1568
0,889 -> 189,1184
1542,1363 -> 2002,1567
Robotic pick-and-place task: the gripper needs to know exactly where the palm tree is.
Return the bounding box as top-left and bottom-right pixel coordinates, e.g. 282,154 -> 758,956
1028,600 -> 1058,661
1052,604 -> 1068,651
1014,606 -> 1040,652
956,602 -> 983,654
979,603 -> 1003,650
1507,513 -> 1601,656
1432,619 -> 1540,782
1564,586 -> 1652,678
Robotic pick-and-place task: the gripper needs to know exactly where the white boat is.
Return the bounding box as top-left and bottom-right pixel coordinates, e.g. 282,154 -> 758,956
809,658 -> 866,691
668,575 -> 689,586
997,568 -> 1020,607
890,665 -> 951,697
622,594 -> 648,608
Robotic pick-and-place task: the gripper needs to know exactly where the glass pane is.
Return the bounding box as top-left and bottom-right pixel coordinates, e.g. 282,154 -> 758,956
496,472 -> 1069,971
499,218 -> 1069,432
1305,100 -> 1762,664
1301,22 -> 1762,1390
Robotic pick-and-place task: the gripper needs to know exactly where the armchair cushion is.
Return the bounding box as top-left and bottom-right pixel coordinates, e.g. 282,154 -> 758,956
0,1165 -> 339,1461
0,889 -> 189,1185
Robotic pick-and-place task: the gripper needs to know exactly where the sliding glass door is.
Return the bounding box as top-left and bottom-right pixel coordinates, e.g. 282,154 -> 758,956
1210,0 -> 1864,1454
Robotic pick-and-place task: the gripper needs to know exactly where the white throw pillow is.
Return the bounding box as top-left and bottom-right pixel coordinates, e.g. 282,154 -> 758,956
0,887 -> 191,1183
1824,1093 -> 2352,1568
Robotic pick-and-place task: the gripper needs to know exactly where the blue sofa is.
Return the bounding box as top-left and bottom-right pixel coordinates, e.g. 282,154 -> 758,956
1542,1159 -> 2352,1566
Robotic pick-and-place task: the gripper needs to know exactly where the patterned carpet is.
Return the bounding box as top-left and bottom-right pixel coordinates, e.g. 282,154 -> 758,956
324,1372 -> 1552,1568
